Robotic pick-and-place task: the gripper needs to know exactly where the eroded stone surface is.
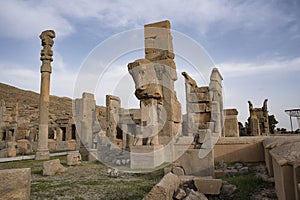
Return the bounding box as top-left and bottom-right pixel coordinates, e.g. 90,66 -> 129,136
143,172 -> 179,200
224,109 -> 239,137
270,141 -> 300,165
67,152 -> 82,166
194,177 -> 222,195
43,159 -> 66,176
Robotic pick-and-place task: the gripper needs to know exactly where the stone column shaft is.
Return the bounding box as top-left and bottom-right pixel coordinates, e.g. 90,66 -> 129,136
36,30 -> 55,160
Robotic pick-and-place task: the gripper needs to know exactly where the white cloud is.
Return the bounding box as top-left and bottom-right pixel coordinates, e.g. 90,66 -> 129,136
0,0 -> 73,39
0,0 -> 297,39
216,56 -> 300,78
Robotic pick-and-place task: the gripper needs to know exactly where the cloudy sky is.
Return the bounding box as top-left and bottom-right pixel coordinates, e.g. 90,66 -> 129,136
0,0 -> 299,130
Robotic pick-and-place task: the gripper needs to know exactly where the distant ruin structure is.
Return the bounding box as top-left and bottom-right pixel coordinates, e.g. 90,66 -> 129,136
36,30 -> 55,160
248,99 -> 269,136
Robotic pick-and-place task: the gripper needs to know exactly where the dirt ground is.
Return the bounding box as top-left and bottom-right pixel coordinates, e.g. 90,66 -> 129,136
0,156 -> 164,200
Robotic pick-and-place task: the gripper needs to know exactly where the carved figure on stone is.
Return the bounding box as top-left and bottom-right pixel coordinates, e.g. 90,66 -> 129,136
128,20 -> 181,149
40,30 -> 55,62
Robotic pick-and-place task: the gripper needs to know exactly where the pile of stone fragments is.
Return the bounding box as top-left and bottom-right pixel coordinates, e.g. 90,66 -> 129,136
143,164 -> 238,200
143,160 -> 279,200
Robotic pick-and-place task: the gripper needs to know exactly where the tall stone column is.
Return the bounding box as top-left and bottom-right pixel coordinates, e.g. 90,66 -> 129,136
36,30 -> 55,160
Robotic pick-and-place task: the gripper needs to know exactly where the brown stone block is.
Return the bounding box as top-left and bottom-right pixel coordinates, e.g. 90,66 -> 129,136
194,177 -> 222,195
144,172 -> 179,200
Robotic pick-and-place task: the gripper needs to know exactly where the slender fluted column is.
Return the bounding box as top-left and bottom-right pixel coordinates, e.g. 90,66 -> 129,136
35,30 -> 55,160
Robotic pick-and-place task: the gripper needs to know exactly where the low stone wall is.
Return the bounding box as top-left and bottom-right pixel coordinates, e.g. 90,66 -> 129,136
214,136 -> 266,163
269,141 -> 300,200
262,136 -> 300,176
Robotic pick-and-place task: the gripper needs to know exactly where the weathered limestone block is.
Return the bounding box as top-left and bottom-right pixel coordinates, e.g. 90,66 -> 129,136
263,137 -> 300,176
270,141 -> 300,200
17,139 -> 30,154
184,189 -> 208,200
172,166 -> 185,176
194,177 -> 222,195
176,149 -> 214,177
130,145 -> 164,169
224,108 -> 239,137
67,152 -> 82,166
7,141 -> 17,157
143,172 -> 179,200
144,20 -> 174,61
0,168 -> 31,200
43,159 -> 66,176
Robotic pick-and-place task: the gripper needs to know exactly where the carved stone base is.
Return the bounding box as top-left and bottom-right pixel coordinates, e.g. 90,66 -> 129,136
130,145 -> 164,169
35,150 -> 50,160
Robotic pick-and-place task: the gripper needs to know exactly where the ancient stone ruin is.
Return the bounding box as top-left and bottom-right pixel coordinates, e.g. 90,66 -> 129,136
248,99 -> 269,136
127,20 -> 182,168
36,30 -> 56,160
224,109 -> 239,137
1,20 -> 299,200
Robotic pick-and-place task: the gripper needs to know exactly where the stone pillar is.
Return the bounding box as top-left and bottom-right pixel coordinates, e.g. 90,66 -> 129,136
74,93 -> 97,159
106,95 -> 121,142
36,30 -> 55,160
224,109 -> 239,137
127,20 -> 181,169
297,117 -> 300,130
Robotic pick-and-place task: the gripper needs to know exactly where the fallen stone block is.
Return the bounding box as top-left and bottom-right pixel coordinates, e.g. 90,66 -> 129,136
67,152 -> 81,166
172,166 -> 185,176
173,188 -> 186,200
0,168 -> 31,200
184,189 -> 207,200
194,177 -> 222,195
143,172 -> 179,200
43,159 -> 66,176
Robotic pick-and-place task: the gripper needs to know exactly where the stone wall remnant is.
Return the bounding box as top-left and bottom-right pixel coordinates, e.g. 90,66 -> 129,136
74,93 -> 100,160
224,109 -> 239,137
248,99 -> 269,136
179,68 -> 223,177
36,30 -> 55,160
